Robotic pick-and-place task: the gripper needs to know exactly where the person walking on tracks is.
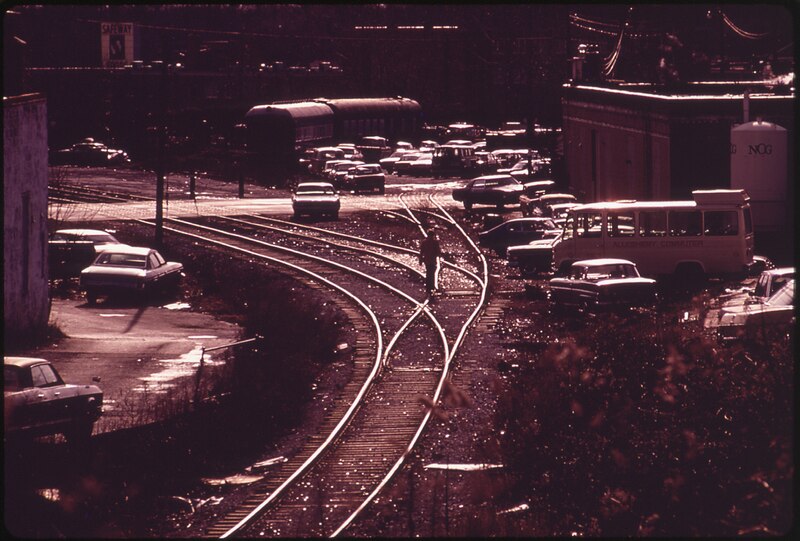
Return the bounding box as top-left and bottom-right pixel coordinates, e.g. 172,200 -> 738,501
419,228 -> 442,297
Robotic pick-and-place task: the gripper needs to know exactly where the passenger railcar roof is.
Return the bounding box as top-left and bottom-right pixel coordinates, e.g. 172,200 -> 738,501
245,102 -> 334,120
318,97 -> 421,116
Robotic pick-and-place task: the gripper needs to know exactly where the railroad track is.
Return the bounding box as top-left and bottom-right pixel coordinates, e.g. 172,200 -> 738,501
134,193 -> 488,537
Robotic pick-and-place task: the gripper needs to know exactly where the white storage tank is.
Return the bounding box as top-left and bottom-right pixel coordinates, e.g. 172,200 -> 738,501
730,120 -> 788,232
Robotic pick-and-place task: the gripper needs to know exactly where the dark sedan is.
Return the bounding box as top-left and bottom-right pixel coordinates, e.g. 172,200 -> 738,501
452,174 -> 526,210
51,138 -> 130,166
549,258 -> 657,309
478,217 -> 558,255
341,164 -> 386,194
4,356 -> 103,443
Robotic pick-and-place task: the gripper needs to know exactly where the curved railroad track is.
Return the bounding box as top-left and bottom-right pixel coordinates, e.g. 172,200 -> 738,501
124,192 -> 489,537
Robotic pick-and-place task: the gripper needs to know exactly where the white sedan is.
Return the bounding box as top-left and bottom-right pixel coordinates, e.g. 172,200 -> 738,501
80,245 -> 184,305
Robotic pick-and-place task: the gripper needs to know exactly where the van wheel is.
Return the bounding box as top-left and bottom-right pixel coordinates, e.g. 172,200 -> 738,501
675,262 -> 706,287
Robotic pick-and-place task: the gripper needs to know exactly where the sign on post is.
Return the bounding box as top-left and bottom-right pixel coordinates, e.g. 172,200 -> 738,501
101,22 -> 134,67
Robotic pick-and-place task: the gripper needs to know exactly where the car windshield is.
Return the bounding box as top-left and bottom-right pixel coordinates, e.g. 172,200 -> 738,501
95,252 -> 147,268
584,263 -> 639,280
486,177 -> 519,187
86,233 -> 118,243
296,185 -> 335,195
767,280 -> 794,306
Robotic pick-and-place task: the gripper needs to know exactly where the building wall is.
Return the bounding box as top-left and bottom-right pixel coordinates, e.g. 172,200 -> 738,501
562,95 -> 671,202
562,85 -> 793,204
4,94 -> 50,343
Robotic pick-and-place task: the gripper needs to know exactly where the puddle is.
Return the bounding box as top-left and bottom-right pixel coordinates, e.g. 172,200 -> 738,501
424,463 -> 504,471
133,345 -> 222,393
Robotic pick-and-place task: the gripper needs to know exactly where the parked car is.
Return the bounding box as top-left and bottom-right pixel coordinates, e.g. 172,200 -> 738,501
379,149 -> 413,173
548,202 -> 581,227
80,246 -> 184,304
721,267 -> 794,308
506,230 -> 563,275
717,279 -> 794,341
492,149 -> 528,171
451,174 -> 525,210
549,258 -> 657,309
341,164 -> 386,194
292,181 -> 340,219
330,160 -> 365,186
337,143 -> 364,162
474,151 -> 500,174
49,228 -> 128,277
520,192 -> 577,217
393,152 -> 423,176
4,356 -> 103,443
507,157 -> 551,181
308,147 -> 346,176
432,144 -> 479,178
407,152 -> 434,176
321,159 -> 352,180
51,138 -> 130,166
478,217 -> 558,255
419,140 -> 439,152
357,135 -> 392,163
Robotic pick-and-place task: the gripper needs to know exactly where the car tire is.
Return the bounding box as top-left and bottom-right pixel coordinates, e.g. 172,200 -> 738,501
86,289 -> 98,305
379,185 -> 385,195
464,201 -> 473,211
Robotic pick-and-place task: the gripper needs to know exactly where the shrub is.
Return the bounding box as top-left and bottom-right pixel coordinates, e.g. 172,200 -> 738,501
497,312 -> 793,536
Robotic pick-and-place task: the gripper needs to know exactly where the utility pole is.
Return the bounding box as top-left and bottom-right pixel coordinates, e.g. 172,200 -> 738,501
155,61 -> 167,248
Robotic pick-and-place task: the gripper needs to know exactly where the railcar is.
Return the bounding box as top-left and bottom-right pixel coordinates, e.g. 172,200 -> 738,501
243,97 -> 421,183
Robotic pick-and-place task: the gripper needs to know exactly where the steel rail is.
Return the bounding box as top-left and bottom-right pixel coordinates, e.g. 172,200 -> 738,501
329,196 -> 489,537
136,217 -> 457,537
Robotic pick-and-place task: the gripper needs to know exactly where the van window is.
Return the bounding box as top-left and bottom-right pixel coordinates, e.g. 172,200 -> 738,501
607,211 -> 635,237
743,207 -> 753,234
576,212 -> 603,238
669,210 -> 702,236
638,210 -> 666,237
704,210 -> 739,236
